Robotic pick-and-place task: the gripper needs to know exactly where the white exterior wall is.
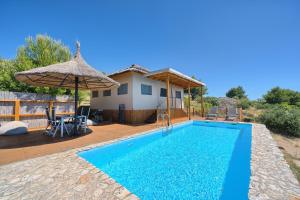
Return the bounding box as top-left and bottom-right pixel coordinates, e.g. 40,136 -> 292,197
132,73 -> 184,110
90,72 -> 185,111
90,74 -> 133,110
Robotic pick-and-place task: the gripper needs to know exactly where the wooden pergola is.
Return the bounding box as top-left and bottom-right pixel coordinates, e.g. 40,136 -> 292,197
146,68 -> 206,123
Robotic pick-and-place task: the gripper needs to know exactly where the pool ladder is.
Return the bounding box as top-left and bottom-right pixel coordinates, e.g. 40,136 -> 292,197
157,112 -> 173,131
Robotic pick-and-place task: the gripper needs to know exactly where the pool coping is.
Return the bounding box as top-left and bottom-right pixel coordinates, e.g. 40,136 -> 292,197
0,120 -> 300,199
75,120 -> 194,153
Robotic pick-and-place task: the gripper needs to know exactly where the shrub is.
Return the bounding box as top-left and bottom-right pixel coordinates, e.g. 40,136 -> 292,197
252,99 -> 269,109
258,105 -> 300,137
202,96 -> 219,106
238,98 -> 251,109
243,117 -> 254,122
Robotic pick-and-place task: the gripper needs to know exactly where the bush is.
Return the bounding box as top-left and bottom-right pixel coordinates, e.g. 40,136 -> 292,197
243,117 -> 254,122
258,105 -> 300,137
238,98 -> 251,109
251,99 -> 268,109
202,96 -> 219,106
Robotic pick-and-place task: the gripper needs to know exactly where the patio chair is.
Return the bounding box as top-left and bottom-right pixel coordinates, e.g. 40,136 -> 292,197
226,106 -> 238,121
206,106 -> 218,120
45,107 -> 52,134
47,107 -> 70,137
78,106 -> 90,133
45,107 -> 59,136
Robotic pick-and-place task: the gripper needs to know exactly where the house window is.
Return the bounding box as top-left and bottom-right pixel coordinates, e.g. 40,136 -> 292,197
160,88 -> 167,97
92,90 -> 99,98
141,84 -> 152,95
176,91 -> 181,99
118,83 -> 128,95
103,89 -> 111,97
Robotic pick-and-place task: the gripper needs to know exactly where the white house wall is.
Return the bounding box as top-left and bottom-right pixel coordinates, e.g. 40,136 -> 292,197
90,73 -> 133,110
132,73 -> 184,110
90,72 -> 185,111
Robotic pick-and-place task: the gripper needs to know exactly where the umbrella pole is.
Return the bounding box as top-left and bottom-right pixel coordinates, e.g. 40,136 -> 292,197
74,76 -> 79,135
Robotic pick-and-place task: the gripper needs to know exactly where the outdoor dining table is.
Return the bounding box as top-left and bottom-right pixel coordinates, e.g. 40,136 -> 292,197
56,115 -> 86,137
56,115 -> 74,138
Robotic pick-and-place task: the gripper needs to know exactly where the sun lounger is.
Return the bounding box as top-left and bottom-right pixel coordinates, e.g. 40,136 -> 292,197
206,106 -> 218,120
226,106 -> 238,121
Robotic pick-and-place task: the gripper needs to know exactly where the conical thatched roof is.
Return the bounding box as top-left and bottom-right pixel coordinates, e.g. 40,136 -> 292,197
15,42 -> 119,90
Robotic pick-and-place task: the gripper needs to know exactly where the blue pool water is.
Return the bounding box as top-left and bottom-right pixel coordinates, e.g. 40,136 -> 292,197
79,121 -> 252,200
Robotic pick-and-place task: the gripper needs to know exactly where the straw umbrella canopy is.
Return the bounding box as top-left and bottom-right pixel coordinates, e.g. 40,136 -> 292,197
15,42 -> 119,134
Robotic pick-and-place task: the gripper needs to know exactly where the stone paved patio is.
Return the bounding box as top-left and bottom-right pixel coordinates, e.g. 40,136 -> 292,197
0,149 -> 139,200
0,122 -> 300,200
249,124 -> 300,200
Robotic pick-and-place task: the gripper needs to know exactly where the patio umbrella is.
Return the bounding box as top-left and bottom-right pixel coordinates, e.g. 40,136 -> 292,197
15,41 -> 120,135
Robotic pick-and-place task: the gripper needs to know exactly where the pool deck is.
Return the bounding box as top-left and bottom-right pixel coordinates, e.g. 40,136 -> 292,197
0,117 -> 193,165
0,120 -> 300,199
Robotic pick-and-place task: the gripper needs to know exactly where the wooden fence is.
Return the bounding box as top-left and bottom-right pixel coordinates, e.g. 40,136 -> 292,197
0,91 -> 75,129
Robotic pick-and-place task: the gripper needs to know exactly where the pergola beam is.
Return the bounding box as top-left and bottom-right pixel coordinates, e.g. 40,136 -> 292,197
188,83 -> 191,120
166,76 -> 170,125
146,69 -> 205,88
200,85 -> 204,117
145,68 -> 206,122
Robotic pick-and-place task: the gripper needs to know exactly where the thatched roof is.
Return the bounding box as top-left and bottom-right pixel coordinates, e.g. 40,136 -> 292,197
15,42 -> 119,90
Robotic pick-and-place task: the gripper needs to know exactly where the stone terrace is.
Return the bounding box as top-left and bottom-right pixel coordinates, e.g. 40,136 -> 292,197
0,122 -> 299,199
0,143 -> 139,200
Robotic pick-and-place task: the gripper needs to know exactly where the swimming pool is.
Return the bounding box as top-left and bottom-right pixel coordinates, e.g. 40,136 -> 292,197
78,121 -> 252,200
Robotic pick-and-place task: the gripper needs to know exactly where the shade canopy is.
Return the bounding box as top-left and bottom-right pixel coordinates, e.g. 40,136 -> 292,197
15,42 -> 119,90
15,42 -> 119,135
145,68 -> 205,88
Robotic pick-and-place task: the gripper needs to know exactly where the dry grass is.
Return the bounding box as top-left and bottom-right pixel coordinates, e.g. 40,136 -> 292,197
272,133 -> 300,183
283,152 -> 300,183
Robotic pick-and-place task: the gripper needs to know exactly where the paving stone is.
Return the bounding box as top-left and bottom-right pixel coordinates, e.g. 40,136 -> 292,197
114,187 -> 131,199
249,124 -> 300,200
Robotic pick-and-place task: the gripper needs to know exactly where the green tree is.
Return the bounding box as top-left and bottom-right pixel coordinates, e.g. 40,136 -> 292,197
185,75 -> 208,100
0,59 -> 17,91
0,34 -> 71,95
202,96 -> 219,106
263,87 -> 300,106
226,86 -> 247,99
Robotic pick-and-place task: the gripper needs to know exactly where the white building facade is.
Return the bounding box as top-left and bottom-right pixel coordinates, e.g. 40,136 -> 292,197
90,65 -> 204,123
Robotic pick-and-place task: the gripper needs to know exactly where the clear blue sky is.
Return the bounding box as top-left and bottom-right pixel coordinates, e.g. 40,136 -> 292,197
0,0 -> 299,99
